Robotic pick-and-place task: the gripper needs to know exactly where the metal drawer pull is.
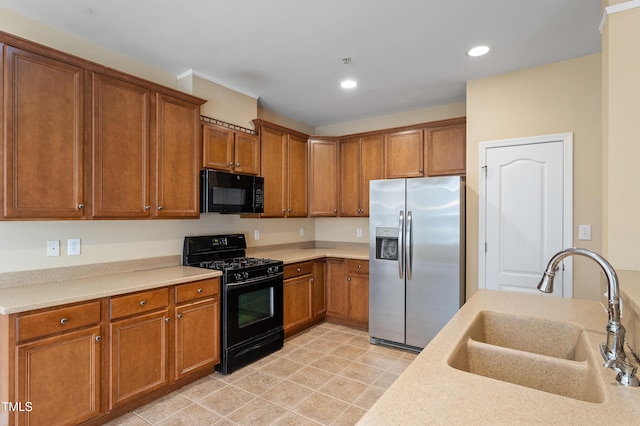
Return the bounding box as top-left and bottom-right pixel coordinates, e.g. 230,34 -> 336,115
60,318 -> 68,325
197,288 -> 203,293
95,336 -> 102,342
139,300 -> 146,306
358,264 -> 362,269
165,317 -> 170,323
177,314 -> 183,319
297,268 -> 301,272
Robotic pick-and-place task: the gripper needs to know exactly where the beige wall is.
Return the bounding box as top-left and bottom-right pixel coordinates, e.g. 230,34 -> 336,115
466,54 -> 603,301
602,5 -> 640,270
314,102 -> 466,136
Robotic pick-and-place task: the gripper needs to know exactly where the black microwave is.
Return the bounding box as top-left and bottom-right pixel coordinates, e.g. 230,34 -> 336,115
200,170 -> 264,214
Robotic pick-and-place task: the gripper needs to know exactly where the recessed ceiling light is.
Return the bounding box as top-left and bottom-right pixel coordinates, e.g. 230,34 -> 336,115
340,79 -> 357,89
467,45 -> 490,57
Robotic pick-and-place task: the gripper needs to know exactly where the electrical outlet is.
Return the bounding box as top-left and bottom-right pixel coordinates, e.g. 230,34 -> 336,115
299,227 -> 305,237
254,229 -> 260,240
47,240 -> 60,257
356,228 -> 363,238
68,238 -> 81,256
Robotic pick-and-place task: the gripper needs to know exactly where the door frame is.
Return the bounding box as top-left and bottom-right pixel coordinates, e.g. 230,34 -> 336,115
478,133 -> 573,296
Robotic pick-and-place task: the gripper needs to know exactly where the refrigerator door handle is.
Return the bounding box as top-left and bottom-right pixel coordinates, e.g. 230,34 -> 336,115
407,210 -> 413,280
398,211 -> 405,279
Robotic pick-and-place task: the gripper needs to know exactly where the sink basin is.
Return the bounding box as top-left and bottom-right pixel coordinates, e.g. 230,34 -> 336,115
448,311 -> 605,403
468,311 -> 584,360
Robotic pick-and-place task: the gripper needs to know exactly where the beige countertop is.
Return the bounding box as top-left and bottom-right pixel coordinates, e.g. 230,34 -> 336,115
0,247 -> 368,315
0,266 -> 221,315
247,247 -> 369,263
359,289 -> 640,425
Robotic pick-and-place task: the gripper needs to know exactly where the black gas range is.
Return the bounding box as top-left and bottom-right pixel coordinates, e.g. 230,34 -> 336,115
183,234 -> 284,374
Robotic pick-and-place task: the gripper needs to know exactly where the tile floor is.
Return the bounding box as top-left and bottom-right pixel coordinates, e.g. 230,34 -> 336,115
104,322 -> 417,426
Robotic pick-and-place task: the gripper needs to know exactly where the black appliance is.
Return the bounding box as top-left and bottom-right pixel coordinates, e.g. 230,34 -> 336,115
200,170 -> 264,214
183,234 -> 283,374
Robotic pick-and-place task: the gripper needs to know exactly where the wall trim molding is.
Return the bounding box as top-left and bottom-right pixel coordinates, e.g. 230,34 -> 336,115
599,0 -> 640,32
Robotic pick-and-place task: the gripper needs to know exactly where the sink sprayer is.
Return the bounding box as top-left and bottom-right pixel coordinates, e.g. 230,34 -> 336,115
538,248 -> 640,387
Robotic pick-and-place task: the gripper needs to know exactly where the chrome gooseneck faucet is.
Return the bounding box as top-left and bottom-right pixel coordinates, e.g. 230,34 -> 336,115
538,247 -> 640,386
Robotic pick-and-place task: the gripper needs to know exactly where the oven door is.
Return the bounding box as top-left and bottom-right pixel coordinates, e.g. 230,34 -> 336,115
223,274 -> 283,349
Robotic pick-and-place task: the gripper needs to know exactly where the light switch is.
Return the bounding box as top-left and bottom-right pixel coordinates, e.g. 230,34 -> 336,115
578,225 -> 591,241
47,240 -> 60,257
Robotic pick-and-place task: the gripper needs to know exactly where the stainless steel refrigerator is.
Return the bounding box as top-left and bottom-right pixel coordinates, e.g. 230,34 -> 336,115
369,176 -> 465,349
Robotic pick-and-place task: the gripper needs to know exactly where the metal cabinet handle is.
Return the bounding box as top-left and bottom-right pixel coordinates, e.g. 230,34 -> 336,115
288,209 -> 292,213
283,209 -> 287,213
78,203 -> 85,209
145,205 -> 151,210
197,288 -> 203,293
334,209 -> 337,213
165,317 -> 170,323
157,206 -> 163,211
95,336 -> 102,342
347,276 -> 352,281
236,163 -> 240,167
60,317 -> 68,325
358,264 -> 362,269
228,162 -> 234,167
139,300 -> 146,306
310,278 -> 315,282
419,168 -> 424,173
297,267 -> 301,272
177,314 -> 183,319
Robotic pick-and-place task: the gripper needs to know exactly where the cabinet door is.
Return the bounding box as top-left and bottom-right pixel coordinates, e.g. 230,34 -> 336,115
234,133 -> 260,175
338,137 -> 361,216
260,126 -> 287,217
348,274 -> 369,325
325,259 -> 348,318
312,259 -> 326,319
110,310 -> 169,408
202,124 -> 234,171
283,275 -> 313,333
153,93 -> 200,218
16,325 -> 101,426
385,129 -> 424,178
175,298 -> 219,379
92,73 -> 151,218
360,135 -> 384,216
3,46 -> 85,218
425,121 -> 466,176
309,139 -> 338,216
287,133 -> 309,217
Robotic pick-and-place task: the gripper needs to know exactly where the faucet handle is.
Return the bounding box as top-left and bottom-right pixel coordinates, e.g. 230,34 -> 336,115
603,358 -> 640,387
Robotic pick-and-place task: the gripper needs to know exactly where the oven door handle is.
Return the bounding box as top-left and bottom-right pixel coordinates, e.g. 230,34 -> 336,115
224,274 -> 284,289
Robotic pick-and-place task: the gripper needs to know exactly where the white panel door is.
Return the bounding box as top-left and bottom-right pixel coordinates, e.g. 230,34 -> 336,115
484,141 -> 566,296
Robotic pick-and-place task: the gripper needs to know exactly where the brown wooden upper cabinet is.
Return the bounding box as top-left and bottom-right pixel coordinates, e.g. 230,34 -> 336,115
2,45 -> 86,219
91,75 -> 202,219
1,34 -> 205,220
424,118 -> 466,176
384,129 -> 424,178
339,135 -> 384,216
92,73 -> 151,218
309,138 -> 338,216
255,120 -> 308,218
202,123 -> 260,176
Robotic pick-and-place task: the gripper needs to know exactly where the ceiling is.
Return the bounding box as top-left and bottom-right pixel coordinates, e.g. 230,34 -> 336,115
0,0 -> 603,128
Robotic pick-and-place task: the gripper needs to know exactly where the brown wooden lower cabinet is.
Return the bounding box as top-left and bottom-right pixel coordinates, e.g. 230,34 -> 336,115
283,260 -> 325,338
0,277 -> 220,426
325,258 -> 369,329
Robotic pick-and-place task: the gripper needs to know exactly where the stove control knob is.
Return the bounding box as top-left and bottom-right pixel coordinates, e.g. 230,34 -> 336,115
234,273 -> 244,281
243,272 -> 250,279
267,266 -> 280,274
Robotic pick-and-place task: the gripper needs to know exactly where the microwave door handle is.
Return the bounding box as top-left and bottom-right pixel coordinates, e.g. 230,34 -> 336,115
398,211 -> 404,279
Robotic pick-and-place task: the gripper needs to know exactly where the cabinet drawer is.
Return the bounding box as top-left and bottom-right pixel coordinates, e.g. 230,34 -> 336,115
110,288 -> 169,320
347,259 -> 369,275
175,278 -> 220,304
16,301 -> 102,342
284,262 -> 313,279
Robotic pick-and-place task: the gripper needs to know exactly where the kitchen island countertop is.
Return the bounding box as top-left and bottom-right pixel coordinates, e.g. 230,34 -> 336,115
359,289 -> 640,425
